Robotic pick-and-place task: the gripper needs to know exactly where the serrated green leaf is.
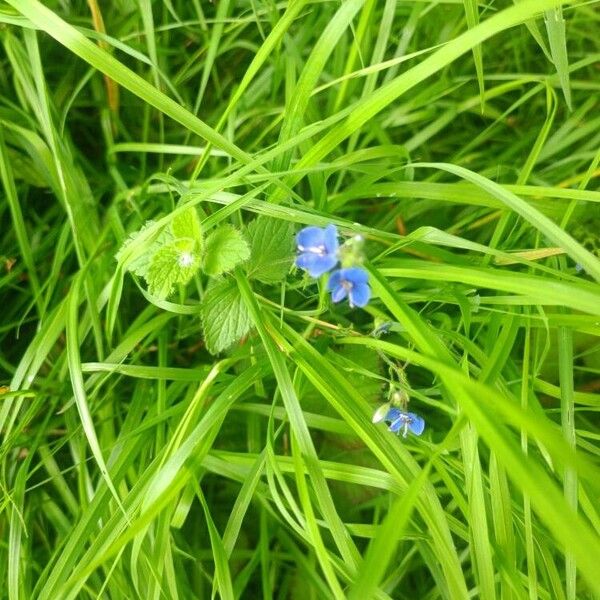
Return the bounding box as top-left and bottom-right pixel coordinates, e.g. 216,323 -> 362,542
171,206 -> 202,246
146,242 -> 200,299
203,225 -> 250,277
115,220 -> 173,278
246,216 -> 295,283
201,278 -> 251,354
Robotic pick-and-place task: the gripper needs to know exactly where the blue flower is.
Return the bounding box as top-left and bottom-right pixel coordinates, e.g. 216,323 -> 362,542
327,267 -> 371,308
373,404 -> 425,437
295,225 -> 339,277
386,408 -> 425,438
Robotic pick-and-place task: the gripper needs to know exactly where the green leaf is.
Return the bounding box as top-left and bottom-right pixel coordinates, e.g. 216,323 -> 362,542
7,148 -> 48,187
115,220 -> 173,278
200,278 -> 251,354
203,225 -> 250,277
146,241 -> 200,299
171,206 -> 202,246
246,216 -> 295,283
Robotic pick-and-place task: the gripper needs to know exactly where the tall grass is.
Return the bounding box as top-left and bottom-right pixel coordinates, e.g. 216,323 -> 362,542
1,0 -> 599,598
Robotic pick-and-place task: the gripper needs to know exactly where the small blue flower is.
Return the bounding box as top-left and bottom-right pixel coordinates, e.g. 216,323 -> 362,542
373,404 -> 425,437
327,267 -> 371,308
295,225 -> 339,277
387,409 -> 425,438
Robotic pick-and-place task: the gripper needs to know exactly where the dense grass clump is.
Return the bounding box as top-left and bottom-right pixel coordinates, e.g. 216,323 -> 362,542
1,0 -> 599,598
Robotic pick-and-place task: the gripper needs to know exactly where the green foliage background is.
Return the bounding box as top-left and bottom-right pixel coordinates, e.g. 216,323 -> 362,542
0,0 -> 599,598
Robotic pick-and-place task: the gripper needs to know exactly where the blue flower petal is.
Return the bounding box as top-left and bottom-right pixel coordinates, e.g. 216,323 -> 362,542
297,226 -> 325,250
407,413 -> 425,436
349,282 -> 371,308
296,253 -> 337,278
331,284 -> 348,303
326,267 -> 370,308
296,226 -> 340,277
295,252 -> 320,271
387,411 -> 425,437
384,407 -> 402,422
326,269 -> 343,291
343,267 -> 369,285
388,417 -> 404,434
323,224 -> 339,254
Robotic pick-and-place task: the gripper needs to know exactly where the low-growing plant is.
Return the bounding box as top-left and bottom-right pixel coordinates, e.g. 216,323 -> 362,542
1,0 -> 599,599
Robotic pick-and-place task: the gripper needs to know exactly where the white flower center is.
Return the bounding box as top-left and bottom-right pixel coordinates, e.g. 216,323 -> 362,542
398,414 -> 412,437
299,244 -> 327,255
179,251 -> 195,267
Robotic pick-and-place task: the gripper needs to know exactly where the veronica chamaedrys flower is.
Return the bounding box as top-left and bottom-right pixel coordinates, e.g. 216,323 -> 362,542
295,224 -> 339,277
386,407 -> 425,438
327,267 -> 371,308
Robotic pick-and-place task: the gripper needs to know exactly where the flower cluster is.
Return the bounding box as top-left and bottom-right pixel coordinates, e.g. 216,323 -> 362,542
372,403 -> 425,438
295,225 -> 371,308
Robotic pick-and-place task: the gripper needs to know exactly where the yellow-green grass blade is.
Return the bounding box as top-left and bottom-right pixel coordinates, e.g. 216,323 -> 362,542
462,0 -> 485,110
279,0 -> 573,200
6,0 -> 253,168
544,6 -> 572,109
412,162 -> 600,281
